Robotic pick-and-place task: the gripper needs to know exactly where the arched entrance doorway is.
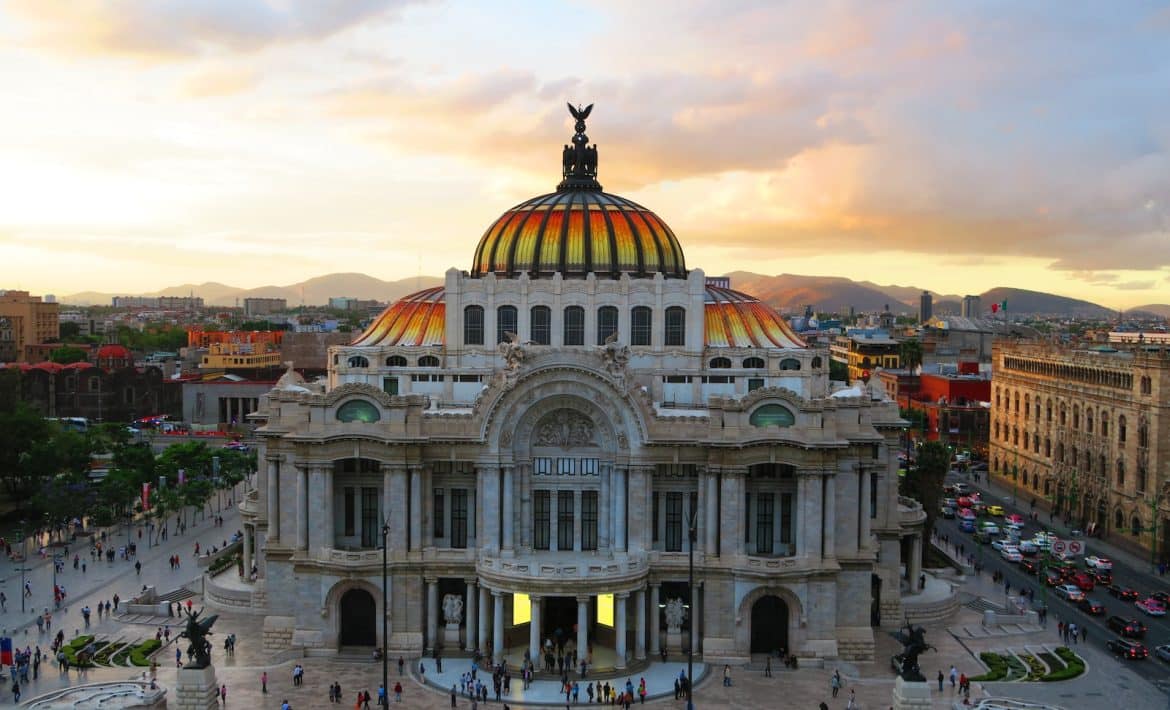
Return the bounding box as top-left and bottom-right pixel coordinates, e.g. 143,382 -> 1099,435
750,595 -> 788,654
340,588 -> 376,646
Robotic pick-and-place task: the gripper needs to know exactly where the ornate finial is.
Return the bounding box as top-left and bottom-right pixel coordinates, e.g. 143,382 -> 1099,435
558,102 -> 602,191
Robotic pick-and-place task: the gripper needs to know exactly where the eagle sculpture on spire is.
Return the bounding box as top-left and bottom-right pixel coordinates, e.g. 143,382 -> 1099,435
568,102 -> 593,121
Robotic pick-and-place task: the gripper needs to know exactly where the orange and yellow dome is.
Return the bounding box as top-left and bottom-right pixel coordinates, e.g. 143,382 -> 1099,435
470,191 -> 686,279
351,287 -> 444,347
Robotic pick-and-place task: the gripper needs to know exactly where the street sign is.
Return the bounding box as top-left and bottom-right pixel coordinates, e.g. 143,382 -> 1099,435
1067,541 -> 1083,555
1051,540 -> 1067,554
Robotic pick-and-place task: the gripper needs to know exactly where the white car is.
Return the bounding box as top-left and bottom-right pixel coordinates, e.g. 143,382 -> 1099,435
1018,540 -> 1038,554
981,523 -> 1001,536
1000,547 -> 1022,563
1054,584 -> 1085,602
991,539 -> 1009,552
1030,536 -> 1053,551
1085,556 -> 1112,571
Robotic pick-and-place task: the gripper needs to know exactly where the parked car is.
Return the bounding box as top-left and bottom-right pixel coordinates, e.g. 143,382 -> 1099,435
959,518 -> 976,533
1106,638 -> 1148,660
940,506 -> 956,519
1149,591 -> 1169,605
1078,597 -> 1106,615
1017,540 -> 1038,555
1054,584 -> 1085,602
1106,616 -> 1147,638
1019,559 -> 1038,575
991,538 -> 1009,552
957,496 -> 974,508
1093,570 -> 1113,585
987,505 -> 1005,517
1085,556 -> 1113,571
1154,644 -> 1170,662
1109,585 -> 1141,601
1071,573 -> 1095,592
1136,598 -> 1167,617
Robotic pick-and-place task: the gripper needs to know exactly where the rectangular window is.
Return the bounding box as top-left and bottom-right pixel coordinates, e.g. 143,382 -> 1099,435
747,378 -> 765,391
382,377 -> 399,395
450,489 -> 468,549
664,375 -> 691,383
651,492 -> 659,542
558,490 -> 575,551
781,492 -> 794,545
665,307 -> 685,346
579,458 -> 598,476
433,488 -> 445,539
557,457 -> 575,475
534,490 -> 551,550
664,492 -> 683,552
755,492 -> 774,554
534,457 -> 553,476
360,487 -> 379,548
530,306 -> 551,345
631,307 -> 652,346
869,476 -> 878,519
564,306 -> 585,346
344,487 -> 355,536
596,306 -> 618,345
581,491 -> 598,550
497,305 -> 518,344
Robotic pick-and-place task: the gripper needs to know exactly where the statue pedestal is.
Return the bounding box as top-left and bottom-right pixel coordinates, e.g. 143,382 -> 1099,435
666,629 -> 683,654
892,676 -> 932,710
442,622 -> 462,649
173,664 -> 219,710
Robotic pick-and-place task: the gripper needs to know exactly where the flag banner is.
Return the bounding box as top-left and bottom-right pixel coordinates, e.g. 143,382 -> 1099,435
142,482 -> 151,512
0,637 -> 12,666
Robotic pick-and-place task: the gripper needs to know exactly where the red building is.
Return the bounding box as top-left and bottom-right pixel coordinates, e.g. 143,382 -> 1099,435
894,365 -> 991,454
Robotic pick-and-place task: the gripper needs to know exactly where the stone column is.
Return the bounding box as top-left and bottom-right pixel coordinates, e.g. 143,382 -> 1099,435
573,490 -> 583,552
266,459 -> 280,542
492,591 -> 505,662
529,595 -> 542,664
427,578 -> 439,652
422,465 -> 433,549
322,466 -> 334,553
309,466 -> 325,553
614,468 -> 627,552
691,585 -> 701,654
479,586 -> 490,655
649,584 -> 660,657
799,470 -> 822,558
502,466 -> 515,551
859,468 -> 872,548
720,471 -> 744,555
242,524 -> 253,579
705,471 -> 719,555
482,466 -> 500,551
822,473 -> 836,559
410,467 -> 423,552
614,593 -> 628,669
577,595 -> 589,663
296,465 -> 309,551
385,465 -> 408,560
466,580 -> 478,651
635,588 -> 647,659
909,534 -> 923,595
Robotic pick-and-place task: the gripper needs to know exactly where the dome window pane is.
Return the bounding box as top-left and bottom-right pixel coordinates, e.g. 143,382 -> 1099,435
464,306 -> 484,346
750,404 -> 795,428
347,356 -> 369,368
709,357 -> 731,369
496,305 -> 518,344
780,358 -> 801,371
630,307 -> 652,346
530,306 -> 551,345
743,357 -> 765,369
336,399 -> 381,424
596,306 -> 618,345
564,306 -> 584,346
665,307 -> 686,347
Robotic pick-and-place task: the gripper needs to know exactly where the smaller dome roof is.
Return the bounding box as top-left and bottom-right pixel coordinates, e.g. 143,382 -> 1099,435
97,344 -> 131,359
704,286 -> 806,349
352,287 -> 445,347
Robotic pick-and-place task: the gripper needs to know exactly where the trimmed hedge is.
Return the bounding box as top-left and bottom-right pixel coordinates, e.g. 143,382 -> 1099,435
130,639 -> 161,667
208,551 -> 241,576
970,652 -> 1008,682
1042,647 -> 1085,681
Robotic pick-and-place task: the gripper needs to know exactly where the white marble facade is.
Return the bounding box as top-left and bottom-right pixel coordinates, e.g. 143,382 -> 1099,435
243,114 -> 906,664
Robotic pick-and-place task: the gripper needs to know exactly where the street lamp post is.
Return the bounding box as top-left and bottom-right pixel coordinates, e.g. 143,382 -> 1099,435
18,522 -> 26,614
382,522 -> 390,708
686,511 -> 697,710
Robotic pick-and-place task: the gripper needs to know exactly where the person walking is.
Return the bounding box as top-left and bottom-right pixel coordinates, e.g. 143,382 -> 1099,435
846,688 -> 856,709
831,670 -> 841,697
261,671 -> 267,694
937,669 -> 943,692
1080,625 -> 1087,643
722,664 -> 731,687
949,665 -> 957,689
219,683 -> 226,705
393,681 -> 402,703
764,655 -> 772,677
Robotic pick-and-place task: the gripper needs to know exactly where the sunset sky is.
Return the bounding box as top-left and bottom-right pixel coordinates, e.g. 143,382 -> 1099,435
1,1 -> 1168,308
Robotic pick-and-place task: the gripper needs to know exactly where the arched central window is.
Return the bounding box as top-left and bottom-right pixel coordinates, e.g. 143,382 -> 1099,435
709,357 -> 732,369
463,305 -> 484,346
750,404 -> 795,427
347,355 -> 369,368
664,307 -> 686,347
596,306 -> 617,345
564,306 -> 585,346
743,357 -> 766,369
385,356 -> 407,367
418,355 -> 439,367
779,358 -> 801,371
337,399 -> 381,423
630,307 -> 652,346
496,305 -> 518,344
530,306 -> 551,345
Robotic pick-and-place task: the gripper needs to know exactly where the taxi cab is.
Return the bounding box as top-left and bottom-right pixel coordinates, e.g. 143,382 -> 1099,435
987,505 -> 1005,516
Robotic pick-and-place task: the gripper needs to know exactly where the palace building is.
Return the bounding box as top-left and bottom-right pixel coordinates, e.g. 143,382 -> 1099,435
239,106 -> 911,666
989,340 -> 1170,559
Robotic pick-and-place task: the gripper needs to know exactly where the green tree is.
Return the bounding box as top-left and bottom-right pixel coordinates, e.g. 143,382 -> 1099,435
49,345 -> 89,364
829,359 -> 849,382
899,338 -> 924,373
0,404 -> 54,499
904,441 -> 950,544
59,321 -> 82,339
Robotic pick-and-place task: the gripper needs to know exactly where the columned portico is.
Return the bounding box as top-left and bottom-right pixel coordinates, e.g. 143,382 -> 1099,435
466,580 -> 478,651
576,596 -> 589,665
908,534 -> 923,595
492,591 -> 505,661
410,467 -> 423,551
614,593 -> 628,669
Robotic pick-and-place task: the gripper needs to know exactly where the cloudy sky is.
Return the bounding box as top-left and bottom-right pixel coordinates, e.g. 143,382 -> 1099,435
1,1 -> 1168,308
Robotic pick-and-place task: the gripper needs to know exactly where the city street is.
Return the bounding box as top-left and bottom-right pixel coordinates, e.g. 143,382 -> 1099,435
934,468 -> 1170,693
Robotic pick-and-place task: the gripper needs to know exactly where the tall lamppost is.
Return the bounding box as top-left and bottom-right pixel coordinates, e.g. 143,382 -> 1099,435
382,522 -> 390,708
686,510 -> 697,710
18,521 -> 26,614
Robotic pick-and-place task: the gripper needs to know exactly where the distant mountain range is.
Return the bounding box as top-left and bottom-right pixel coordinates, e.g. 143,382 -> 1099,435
62,270 -> 1167,320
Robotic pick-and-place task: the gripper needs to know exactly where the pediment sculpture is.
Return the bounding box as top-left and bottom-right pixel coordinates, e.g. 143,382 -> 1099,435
535,410 -> 595,447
